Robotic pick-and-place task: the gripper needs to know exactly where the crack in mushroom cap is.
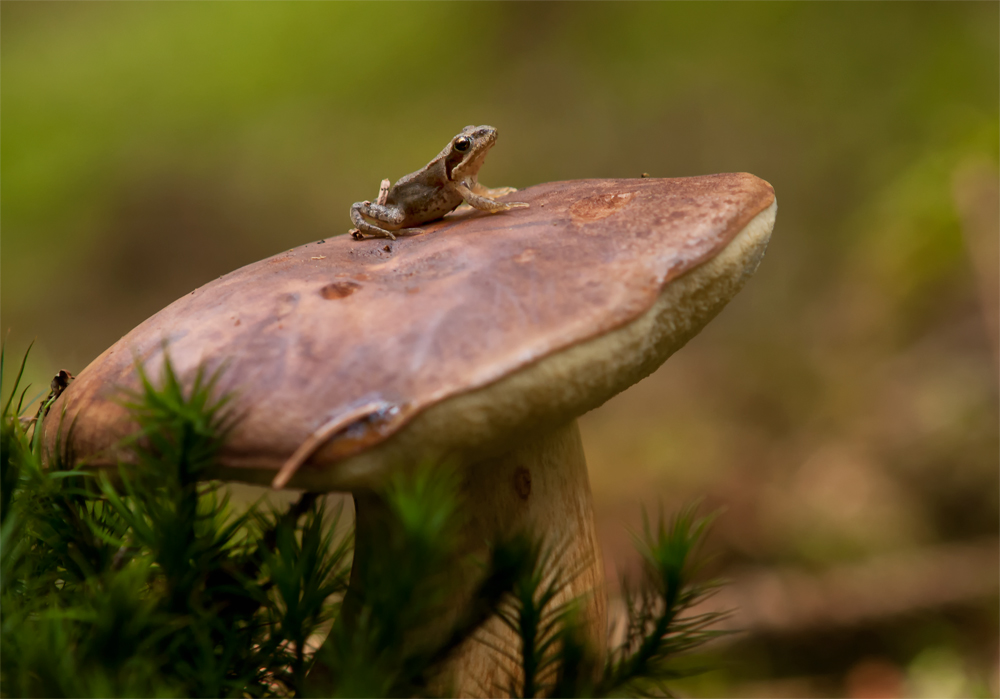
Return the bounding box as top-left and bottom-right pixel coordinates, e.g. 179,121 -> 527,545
44,175 -> 776,490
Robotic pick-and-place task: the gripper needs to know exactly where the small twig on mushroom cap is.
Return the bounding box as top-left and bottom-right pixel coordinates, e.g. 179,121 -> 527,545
271,401 -> 390,489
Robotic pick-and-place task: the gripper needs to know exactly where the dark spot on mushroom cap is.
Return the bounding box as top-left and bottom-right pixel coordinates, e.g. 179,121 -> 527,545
320,281 -> 361,300
513,467 -> 531,500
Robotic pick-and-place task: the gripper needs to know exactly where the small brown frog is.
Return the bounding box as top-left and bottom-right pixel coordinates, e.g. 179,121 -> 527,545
349,125 -> 528,240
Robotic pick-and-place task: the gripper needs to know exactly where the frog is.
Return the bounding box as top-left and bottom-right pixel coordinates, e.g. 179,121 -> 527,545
349,125 -> 529,240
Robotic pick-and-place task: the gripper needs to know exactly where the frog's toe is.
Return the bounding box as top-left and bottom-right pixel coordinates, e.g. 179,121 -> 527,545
491,202 -> 529,213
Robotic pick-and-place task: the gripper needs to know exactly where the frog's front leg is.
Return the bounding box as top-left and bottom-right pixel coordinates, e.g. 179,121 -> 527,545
453,182 -> 529,213
473,183 -> 519,199
455,183 -> 521,212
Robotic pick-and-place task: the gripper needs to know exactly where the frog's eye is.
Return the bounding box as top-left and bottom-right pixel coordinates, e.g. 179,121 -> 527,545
454,136 -> 473,153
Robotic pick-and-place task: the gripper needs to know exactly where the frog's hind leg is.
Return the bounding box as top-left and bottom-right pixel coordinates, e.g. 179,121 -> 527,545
453,182 -> 529,213
350,200 -> 405,240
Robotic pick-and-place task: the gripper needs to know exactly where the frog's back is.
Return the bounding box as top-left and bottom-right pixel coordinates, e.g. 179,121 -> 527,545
388,173 -> 466,227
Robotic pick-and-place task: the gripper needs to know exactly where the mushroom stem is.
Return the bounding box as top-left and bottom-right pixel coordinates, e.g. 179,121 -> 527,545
326,420 -> 606,696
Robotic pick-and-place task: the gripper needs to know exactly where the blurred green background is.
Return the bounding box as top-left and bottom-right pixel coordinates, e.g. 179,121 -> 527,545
2,3 -> 997,696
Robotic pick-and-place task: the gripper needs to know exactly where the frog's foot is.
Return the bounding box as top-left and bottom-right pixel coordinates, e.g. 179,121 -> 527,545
376,178 -> 391,206
350,200 -> 402,240
456,201 -> 527,213
352,226 -> 423,240
473,183 -> 518,198
349,224 -> 396,241
453,183 -> 529,214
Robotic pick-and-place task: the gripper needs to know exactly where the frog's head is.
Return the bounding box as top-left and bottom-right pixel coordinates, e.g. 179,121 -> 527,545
446,125 -> 497,183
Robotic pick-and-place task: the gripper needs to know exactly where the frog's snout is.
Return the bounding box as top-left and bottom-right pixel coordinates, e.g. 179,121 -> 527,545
471,125 -> 497,144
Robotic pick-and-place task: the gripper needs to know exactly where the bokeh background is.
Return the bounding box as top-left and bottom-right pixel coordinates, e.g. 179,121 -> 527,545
2,3 -> 997,696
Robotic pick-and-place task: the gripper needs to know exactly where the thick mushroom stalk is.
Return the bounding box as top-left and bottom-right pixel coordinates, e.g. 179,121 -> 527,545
341,421 -> 602,694
43,175 -> 776,695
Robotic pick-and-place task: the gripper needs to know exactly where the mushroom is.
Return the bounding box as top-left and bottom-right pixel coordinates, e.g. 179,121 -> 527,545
44,174 -> 776,693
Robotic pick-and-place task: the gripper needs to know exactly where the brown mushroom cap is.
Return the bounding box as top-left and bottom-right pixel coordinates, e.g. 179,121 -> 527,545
45,175 -> 776,490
